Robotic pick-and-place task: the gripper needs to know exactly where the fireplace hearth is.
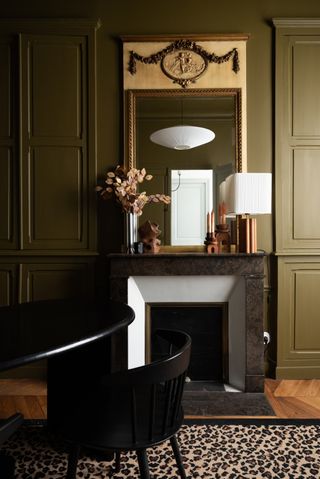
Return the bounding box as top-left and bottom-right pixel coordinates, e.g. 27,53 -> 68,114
108,253 -> 274,416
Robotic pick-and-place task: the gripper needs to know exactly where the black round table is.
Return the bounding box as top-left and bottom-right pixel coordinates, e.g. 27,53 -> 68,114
0,298 -> 135,476
0,298 -> 135,372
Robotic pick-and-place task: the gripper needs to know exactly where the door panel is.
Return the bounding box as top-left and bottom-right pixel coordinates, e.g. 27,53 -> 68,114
25,146 -> 86,247
0,38 -> 17,249
29,37 -> 84,139
20,34 -> 90,250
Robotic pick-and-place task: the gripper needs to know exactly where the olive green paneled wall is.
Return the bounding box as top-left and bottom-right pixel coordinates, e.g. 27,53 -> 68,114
3,0 -> 320,254
2,1 -> 320,379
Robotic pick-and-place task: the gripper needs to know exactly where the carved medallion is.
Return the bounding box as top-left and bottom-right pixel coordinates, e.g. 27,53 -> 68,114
161,50 -> 207,87
128,39 -> 239,89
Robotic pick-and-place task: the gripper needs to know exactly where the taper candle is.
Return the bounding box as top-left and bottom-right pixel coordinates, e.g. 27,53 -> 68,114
211,209 -> 215,233
207,212 -> 211,233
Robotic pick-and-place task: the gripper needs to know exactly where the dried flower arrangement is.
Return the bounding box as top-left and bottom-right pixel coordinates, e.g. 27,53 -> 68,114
96,165 -> 171,216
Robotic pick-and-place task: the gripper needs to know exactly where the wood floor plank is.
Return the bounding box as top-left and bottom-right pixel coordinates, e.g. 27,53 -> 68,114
264,378 -> 281,394
1,379 -> 320,420
273,379 -> 320,398
296,396 -> 320,413
24,396 -> 46,419
0,379 -> 47,396
273,397 -> 320,419
0,396 -> 17,418
37,395 -> 47,417
264,381 -> 287,417
12,397 -> 32,419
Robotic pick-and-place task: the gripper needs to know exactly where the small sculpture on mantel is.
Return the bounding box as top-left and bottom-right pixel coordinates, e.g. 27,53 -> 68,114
215,202 -> 231,253
138,220 -> 161,253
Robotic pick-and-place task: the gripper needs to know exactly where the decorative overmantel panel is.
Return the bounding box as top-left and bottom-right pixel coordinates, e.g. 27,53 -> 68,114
108,253 -> 265,394
122,34 -> 249,170
122,34 -> 248,91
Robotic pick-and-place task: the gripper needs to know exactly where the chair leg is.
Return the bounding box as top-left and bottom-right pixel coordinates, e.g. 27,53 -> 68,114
115,451 -> 121,472
137,449 -> 150,479
170,435 -> 186,479
66,444 -> 81,479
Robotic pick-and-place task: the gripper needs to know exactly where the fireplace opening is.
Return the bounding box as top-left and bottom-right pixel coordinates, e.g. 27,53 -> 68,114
146,303 -> 228,388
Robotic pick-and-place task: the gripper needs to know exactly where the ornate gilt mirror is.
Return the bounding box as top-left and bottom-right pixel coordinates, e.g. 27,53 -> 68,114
122,35 -> 248,250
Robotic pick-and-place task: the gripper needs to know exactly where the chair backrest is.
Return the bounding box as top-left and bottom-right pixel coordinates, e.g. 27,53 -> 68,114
100,329 -> 191,448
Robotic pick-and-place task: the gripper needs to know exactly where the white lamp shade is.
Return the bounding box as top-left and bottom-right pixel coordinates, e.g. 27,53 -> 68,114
219,180 -> 236,218
150,125 -> 215,150
225,173 -> 272,215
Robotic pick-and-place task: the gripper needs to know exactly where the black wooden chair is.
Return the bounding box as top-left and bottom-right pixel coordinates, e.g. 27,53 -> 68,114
56,329 -> 191,479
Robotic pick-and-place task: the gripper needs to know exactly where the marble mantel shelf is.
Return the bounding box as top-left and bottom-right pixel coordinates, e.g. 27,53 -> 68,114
108,252 -> 265,278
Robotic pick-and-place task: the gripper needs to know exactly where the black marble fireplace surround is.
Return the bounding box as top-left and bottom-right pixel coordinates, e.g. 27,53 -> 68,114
108,253 -> 274,416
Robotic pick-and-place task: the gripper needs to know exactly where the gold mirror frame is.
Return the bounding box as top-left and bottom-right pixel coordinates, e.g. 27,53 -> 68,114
122,35 -> 248,251
125,88 -> 242,173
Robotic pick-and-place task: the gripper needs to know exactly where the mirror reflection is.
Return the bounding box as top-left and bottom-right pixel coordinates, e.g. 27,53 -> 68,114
129,90 -> 241,246
171,169 -> 213,245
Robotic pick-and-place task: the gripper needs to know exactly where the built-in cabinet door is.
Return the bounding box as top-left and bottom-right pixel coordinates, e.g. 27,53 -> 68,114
0,37 -> 18,250
277,257 -> 320,378
20,34 -> 90,250
274,18 -> 320,379
275,24 -> 320,253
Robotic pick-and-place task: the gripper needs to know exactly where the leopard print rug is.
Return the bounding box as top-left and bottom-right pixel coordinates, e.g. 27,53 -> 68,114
2,423 -> 320,478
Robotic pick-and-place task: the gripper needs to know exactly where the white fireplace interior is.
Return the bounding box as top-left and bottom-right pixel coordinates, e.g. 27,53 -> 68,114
127,275 -> 246,391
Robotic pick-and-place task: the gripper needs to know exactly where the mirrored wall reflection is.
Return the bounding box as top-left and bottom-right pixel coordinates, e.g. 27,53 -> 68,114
135,94 -> 236,246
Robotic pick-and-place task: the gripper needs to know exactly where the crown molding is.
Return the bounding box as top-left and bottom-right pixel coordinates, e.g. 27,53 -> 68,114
273,18 -> 320,28
120,33 -> 250,43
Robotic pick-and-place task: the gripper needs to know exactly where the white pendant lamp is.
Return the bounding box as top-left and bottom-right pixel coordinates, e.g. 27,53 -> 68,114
150,125 -> 215,150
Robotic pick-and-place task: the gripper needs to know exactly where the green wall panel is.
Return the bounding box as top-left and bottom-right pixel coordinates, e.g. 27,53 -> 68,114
20,262 -> 93,302
25,146 -> 86,248
29,36 -> 84,139
0,265 -> 16,306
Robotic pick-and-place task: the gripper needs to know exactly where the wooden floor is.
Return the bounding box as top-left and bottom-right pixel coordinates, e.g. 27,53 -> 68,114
0,378 -> 320,419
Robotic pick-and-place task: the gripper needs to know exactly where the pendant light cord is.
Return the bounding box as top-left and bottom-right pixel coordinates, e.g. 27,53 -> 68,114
171,171 -> 181,192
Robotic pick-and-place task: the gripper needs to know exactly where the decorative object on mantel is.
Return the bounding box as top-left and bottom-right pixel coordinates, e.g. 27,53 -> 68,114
204,209 -> 219,253
224,173 -> 272,253
215,201 -> 231,252
138,220 -> 161,253
96,165 -> 170,253
128,39 -> 239,88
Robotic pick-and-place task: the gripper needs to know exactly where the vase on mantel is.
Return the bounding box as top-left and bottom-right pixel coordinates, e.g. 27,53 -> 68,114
124,212 -> 138,254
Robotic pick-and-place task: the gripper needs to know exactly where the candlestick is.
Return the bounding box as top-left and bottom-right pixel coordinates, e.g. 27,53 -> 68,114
211,209 -> 215,234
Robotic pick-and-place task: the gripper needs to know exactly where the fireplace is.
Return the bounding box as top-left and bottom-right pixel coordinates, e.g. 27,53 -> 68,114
147,303 -> 228,383
108,253 -> 273,415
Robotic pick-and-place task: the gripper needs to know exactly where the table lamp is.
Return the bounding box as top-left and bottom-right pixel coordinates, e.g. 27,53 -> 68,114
224,173 -> 272,253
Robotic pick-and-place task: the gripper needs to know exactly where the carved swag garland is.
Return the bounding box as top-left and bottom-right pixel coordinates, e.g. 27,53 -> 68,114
129,39 -> 239,88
